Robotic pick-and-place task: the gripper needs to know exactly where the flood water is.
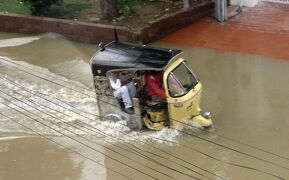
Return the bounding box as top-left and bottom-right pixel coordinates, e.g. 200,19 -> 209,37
0,32 -> 288,180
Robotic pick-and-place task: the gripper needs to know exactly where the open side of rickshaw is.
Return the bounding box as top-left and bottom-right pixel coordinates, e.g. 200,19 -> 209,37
90,41 -> 213,131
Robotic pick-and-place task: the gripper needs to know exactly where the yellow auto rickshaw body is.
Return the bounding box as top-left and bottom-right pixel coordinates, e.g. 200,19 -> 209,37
91,41 -> 212,131
142,57 -> 212,130
163,58 -> 212,129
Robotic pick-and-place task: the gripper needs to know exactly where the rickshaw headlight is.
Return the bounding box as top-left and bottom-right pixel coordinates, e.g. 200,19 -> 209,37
202,111 -> 212,119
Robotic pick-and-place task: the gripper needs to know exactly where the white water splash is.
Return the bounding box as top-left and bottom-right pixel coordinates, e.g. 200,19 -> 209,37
0,56 -> 182,145
0,136 -> 31,142
0,33 -> 64,48
0,36 -> 40,48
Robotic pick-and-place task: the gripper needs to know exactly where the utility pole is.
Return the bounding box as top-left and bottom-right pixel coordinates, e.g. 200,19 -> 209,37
215,0 -> 227,22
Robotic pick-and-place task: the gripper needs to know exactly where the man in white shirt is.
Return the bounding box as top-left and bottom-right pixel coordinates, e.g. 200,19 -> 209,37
109,71 -> 135,114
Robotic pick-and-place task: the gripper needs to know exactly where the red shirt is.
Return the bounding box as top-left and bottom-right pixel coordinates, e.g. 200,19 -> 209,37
146,72 -> 166,99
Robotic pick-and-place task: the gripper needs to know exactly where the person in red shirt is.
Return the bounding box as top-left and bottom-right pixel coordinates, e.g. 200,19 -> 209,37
146,71 -> 166,102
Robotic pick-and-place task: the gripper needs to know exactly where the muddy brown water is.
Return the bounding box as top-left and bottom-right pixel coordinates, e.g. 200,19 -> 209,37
0,32 -> 288,180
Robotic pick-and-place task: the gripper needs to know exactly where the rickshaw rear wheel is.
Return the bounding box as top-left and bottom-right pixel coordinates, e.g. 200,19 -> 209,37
127,116 -> 143,130
104,113 -> 125,122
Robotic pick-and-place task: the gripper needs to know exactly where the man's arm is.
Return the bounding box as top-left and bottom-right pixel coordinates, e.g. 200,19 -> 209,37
109,72 -> 121,90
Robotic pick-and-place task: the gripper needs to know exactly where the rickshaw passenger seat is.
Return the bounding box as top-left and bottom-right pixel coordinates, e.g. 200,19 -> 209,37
145,100 -> 167,110
139,87 -> 167,110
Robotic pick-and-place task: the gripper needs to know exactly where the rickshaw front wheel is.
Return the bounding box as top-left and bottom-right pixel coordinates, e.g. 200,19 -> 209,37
203,125 -> 215,132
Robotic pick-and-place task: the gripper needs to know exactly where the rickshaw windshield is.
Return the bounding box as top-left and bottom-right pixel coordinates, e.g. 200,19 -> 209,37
168,61 -> 198,97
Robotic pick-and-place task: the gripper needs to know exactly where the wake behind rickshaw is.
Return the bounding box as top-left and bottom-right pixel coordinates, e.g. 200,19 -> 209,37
90,40 -> 213,131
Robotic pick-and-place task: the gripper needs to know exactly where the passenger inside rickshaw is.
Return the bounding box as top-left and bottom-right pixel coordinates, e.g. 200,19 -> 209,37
108,71 -> 136,114
108,70 -> 168,115
145,71 -> 167,108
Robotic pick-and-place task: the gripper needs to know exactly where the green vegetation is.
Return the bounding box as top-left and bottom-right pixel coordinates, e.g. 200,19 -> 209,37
20,0 -> 61,16
63,1 -> 92,12
0,0 -> 185,29
0,0 -> 138,18
117,0 -> 140,15
49,1 -> 93,19
0,0 -> 30,14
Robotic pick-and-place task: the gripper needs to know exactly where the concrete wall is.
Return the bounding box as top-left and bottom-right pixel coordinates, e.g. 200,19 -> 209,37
0,12 -> 135,43
141,1 -> 214,43
0,2 -> 214,44
230,0 -> 260,7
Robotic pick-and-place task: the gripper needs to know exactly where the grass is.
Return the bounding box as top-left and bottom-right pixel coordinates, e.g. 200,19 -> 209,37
48,1 -> 93,19
0,0 -> 92,17
63,1 -> 92,12
0,0 -> 30,14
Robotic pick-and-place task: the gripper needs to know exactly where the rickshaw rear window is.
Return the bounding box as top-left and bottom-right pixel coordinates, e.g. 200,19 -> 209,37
168,62 -> 198,97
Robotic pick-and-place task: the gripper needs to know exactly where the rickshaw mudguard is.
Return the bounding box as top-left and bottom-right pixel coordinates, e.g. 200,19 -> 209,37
163,58 -> 212,129
143,118 -> 165,130
191,115 -> 213,127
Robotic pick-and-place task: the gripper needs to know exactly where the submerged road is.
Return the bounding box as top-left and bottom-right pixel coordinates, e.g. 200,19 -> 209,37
0,3 -> 289,179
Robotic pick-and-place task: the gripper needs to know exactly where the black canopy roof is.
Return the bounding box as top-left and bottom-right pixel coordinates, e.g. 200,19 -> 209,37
91,41 -> 182,76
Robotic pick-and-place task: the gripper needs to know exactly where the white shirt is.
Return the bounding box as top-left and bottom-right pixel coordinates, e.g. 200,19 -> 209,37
109,73 -> 121,90
109,72 -> 131,90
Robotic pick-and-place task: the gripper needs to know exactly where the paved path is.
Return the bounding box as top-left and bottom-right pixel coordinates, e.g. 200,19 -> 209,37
160,2 -> 289,61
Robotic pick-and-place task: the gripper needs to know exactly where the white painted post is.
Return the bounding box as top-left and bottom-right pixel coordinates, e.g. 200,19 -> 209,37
230,0 -> 259,7
182,0 -> 190,9
215,0 -> 228,22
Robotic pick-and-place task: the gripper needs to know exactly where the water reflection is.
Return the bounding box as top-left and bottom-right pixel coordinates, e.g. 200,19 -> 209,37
0,137 -> 82,180
0,33 -> 97,87
155,42 -> 289,149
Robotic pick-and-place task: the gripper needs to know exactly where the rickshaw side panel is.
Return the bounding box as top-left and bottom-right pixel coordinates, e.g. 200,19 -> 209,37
97,95 -> 143,130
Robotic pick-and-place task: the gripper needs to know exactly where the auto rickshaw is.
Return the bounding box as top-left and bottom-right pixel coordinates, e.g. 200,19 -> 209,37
90,40 -> 213,131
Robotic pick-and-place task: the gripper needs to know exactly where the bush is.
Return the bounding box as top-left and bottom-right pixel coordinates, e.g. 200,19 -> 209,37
64,1 -> 92,12
21,0 -> 62,16
49,1 -> 92,19
117,0 -> 140,15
